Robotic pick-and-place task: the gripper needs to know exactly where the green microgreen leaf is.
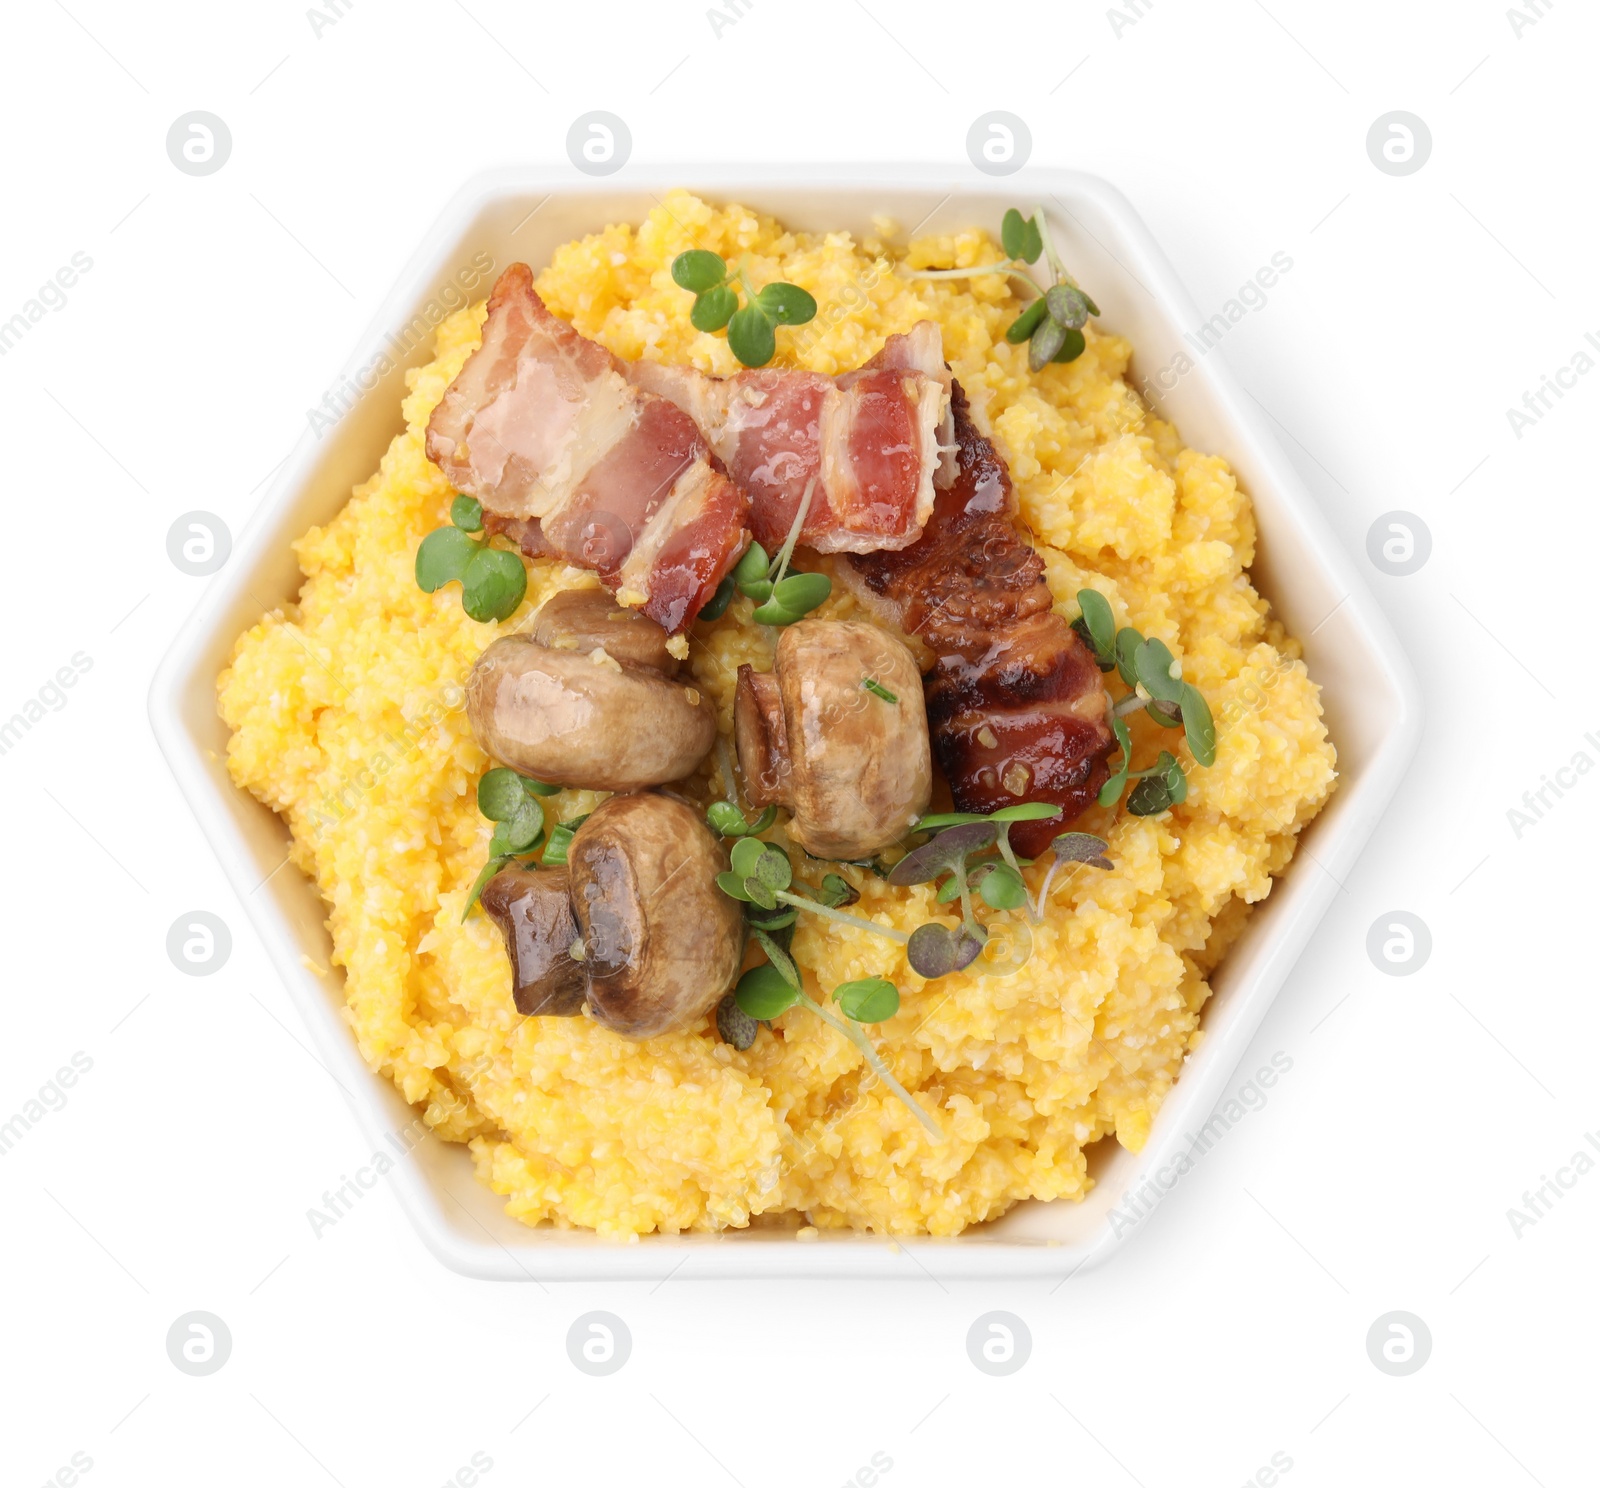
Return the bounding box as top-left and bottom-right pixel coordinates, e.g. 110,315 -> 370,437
735,963 -> 801,1021
729,837 -> 766,879
833,977 -> 899,1024
1180,682 -> 1217,767
733,542 -> 771,586
741,578 -> 775,605
754,845 -> 792,892
691,284 -> 738,333
1000,207 -> 1028,260
818,873 -> 859,909
1045,284 -> 1092,331
540,814 -> 588,867
460,545 -> 527,623
1114,627 -> 1142,689
1134,637 -> 1183,704
906,921 -> 985,979
1051,328 -> 1087,364
770,571 -> 831,615
460,855 -> 511,921
750,599 -> 801,626
1126,775 -> 1175,816
913,812 -> 987,833
1081,289 -> 1101,316
1005,299 -> 1050,345
476,768 -> 525,822
748,906 -> 798,931
1051,832 -> 1113,871
707,801 -> 777,838
1161,752 -> 1188,805
1147,699 -> 1184,728
1074,588 -> 1116,664
716,992 -> 759,1049
415,525 -> 479,593
1097,715 -> 1134,808
727,303 -> 776,368
751,925 -> 800,989
672,249 -> 727,293
744,877 -> 778,911
716,870 -> 753,903
500,800 -> 544,853
521,775 -> 561,797
985,802 -> 1063,824
1019,214 -> 1043,264
698,574 -> 736,622
978,862 -> 1029,911
861,677 -> 898,704
936,873 -> 964,905
1029,315 -> 1067,373
755,281 -> 817,326
450,494 -> 484,532
887,821 -> 997,886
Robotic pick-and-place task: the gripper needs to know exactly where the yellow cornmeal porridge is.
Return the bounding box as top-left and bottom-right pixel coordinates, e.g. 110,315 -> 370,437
218,192 -> 1336,1237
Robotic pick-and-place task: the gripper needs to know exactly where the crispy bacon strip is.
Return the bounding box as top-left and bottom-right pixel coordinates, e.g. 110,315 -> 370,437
425,265 -> 747,634
626,322 -> 952,555
846,381 -> 1115,858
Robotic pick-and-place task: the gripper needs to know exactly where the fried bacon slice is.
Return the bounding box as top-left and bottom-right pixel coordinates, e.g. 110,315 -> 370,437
845,381 -> 1115,858
425,264 -> 748,634
626,322 -> 952,555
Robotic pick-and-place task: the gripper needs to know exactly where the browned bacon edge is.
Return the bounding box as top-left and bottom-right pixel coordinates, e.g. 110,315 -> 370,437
846,382 -> 1115,858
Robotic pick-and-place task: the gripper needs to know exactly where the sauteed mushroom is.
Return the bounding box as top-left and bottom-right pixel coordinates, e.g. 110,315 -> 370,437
533,587 -> 681,675
478,793 -> 743,1039
466,592 -> 714,792
734,620 -> 931,859
479,866 -> 586,1016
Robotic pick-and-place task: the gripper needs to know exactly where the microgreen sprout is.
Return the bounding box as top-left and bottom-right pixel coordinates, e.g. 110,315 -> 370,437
671,250 -> 819,368
906,206 -> 1101,373
731,962 -> 939,1137
416,494 -> 528,623
460,767 -> 562,918
861,677 -> 898,703
1069,588 -> 1217,816
711,480 -> 832,627
706,800 -> 779,839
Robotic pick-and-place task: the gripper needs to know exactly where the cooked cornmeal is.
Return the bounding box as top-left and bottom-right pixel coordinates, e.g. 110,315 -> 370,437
218,192 -> 1336,1238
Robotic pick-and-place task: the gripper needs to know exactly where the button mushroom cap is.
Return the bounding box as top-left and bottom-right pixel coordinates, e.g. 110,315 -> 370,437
533,587 -> 681,675
479,866 -> 586,1017
467,632 -> 715,792
735,619 -> 932,859
566,792 -> 744,1039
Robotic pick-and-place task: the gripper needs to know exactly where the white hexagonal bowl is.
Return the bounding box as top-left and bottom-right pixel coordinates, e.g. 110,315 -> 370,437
148,166 -> 1420,1280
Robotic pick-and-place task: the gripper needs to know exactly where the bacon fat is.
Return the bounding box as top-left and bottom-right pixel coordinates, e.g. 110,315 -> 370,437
627,322 -> 952,555
425,265 -> 748,634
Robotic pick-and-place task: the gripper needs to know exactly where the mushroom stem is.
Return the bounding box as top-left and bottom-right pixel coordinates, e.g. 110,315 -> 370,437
774,890 -> 910,946
802,995 -> 942,1140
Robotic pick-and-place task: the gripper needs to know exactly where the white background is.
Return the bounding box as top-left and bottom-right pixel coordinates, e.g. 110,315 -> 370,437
2,1 -> 1593,1484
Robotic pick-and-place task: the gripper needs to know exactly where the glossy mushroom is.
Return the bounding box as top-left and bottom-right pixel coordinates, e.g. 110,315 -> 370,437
477,793 -> 743,1040
479,866 -> 586,1017
734,619 -> 931,859
567,793 -> 744,1038
466,593 -> 714,792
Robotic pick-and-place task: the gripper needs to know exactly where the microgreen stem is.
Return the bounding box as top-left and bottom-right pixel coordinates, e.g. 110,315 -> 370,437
905,262 -> 1046,296
1032,205 -> 1074,288
774,890 -> 910,945
769,477 -> 818,589
993,826 -> 1042,925
1113,692 -> 1149,718
804,995 -> 941,1139
955,869 -> 979,940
